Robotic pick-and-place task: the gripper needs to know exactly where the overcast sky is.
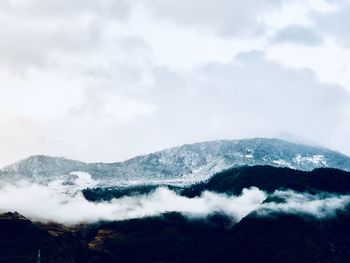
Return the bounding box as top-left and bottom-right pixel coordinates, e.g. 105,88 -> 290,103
1,0 -> 350,167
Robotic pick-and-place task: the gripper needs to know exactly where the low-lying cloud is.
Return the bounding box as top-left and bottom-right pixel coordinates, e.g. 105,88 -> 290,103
0,182 -> 350,225
0,182 -> 266,224
258,190 -> 350,218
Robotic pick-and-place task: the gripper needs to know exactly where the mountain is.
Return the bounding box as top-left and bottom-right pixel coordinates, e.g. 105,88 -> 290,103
83,166 -> 350,202
0,212 -> 112,262
0,212 -> 42,262
1,138 -> 350,186
3,166 -> 350,262
4,210 -> 350,263
182,165 -> 350,197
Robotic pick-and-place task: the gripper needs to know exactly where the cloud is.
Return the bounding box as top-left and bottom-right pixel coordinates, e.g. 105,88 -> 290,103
1,0 -> 350,167
1,181 -> 350,225
0,0 -> 133,71
259,190 -> 350,218
269,25 -> 324,46
311,2 -> 350,47
0,0 -> 131,20
143,0 -> 286,37
1,49 -> 350,167
143,50 -> 350,154
0,183 -> 266,225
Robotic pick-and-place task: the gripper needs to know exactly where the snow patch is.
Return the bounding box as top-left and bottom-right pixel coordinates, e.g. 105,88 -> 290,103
293,154 -> 327,166
48,171 -> 98,195
70,171 -> 98,189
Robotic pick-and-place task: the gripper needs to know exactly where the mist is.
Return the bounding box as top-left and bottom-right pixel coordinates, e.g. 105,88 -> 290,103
259,190 -> 350,218
0,182 -> 266,224
1,181 -> 350,225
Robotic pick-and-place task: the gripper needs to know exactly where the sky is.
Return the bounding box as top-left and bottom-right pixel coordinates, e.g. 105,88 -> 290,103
1,0 -> 350,167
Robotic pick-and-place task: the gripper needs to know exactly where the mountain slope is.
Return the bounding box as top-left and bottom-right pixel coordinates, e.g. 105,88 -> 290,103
3,207 -> 350,262
3,166 -> 350,262
1,138 -> 350,185
83,166 -> 350,202
182,166 -> 350,197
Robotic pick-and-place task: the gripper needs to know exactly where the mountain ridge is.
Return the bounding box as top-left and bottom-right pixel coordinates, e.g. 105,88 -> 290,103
1,138 -> 350,185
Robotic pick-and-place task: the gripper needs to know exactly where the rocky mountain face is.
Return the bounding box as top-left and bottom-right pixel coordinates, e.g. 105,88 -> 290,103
1,138 -> 350,186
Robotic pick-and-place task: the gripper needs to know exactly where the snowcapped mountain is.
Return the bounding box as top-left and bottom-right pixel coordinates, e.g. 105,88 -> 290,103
1,138 -> 350,186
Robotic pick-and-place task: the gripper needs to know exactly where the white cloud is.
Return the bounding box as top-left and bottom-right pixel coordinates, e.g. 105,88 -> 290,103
0,0 -> 131,20
0,0 -> 135,72
1,49 -> 350,167
1,182 -> 349,225
0,183 -> 266,224
259,190 -> 350,218
143,0 -> 286,37
143,51 -> 350,154
312,2 -> 350,47
269,24 -> 324,46
1,0 -> 350,167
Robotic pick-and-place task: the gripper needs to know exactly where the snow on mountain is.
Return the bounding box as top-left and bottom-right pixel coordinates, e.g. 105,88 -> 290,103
1,138 -> 350,187
48,171 -> 98,195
